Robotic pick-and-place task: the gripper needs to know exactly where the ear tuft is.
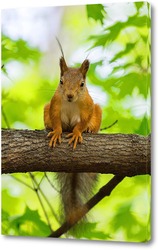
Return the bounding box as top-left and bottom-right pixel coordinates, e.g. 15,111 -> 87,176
60,57 -> 68,76
80,59 -> 90,78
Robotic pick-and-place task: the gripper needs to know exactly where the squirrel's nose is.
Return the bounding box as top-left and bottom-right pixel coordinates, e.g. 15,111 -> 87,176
67,94 -> 74,100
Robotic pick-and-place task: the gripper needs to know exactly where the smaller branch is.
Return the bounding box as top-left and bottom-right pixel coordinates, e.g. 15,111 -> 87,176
30,173 -> 60,224
100,120 -> 118,131
33,173 -> 60,223
49,175 -> 125,238
12,172 -> 60,225
37,174 -> 45,189
11,175 -> 34,191
29,173 -> 53,232
44,173 -> 60,193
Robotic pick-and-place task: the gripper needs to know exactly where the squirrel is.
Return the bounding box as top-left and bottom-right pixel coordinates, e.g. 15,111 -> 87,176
44,52 -> 102,224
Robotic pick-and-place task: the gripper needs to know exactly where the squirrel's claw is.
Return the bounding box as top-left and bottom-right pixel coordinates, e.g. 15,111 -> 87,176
86,127 -> 94,133
66,132 -> 83,150
47,131 -> 62,148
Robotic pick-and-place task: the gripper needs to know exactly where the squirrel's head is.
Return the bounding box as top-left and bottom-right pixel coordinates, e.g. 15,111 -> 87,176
58,57 -> 90,103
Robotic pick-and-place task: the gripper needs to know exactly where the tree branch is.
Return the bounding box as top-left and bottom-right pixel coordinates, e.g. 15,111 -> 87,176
49,175 -> 125,237
2,129 -> 151,176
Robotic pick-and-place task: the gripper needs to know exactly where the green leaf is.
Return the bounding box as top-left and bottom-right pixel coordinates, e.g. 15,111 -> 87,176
89,22 -> 124,47
111,202 -> 150,242
1,210 -> 10,235
74,222 -> 110,240
10,206 -> 51,236
89,14 -> 150,47
110,43 -> 136,63
111,63 -> 136,74
135,2 -> 144,11
135,116 -> 150,135
111,203 -> 143,240
118,73 -> 149,98
127,15 -> 148,28
86,4 -> 106,24
2,210 -> 10,222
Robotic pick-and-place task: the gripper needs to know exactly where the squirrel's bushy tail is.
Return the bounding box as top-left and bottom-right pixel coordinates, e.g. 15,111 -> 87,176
57,173 -> 97,223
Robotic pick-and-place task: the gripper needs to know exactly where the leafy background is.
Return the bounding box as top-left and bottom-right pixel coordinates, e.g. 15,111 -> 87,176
1,2 -> 151,242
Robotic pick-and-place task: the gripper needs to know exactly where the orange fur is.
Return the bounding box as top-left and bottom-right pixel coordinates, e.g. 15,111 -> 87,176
44,77 -> 102,149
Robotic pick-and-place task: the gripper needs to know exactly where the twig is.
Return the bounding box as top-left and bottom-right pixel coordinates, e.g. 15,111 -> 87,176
29,173 -> 53,232
44,173 -> 60,193
49,175 -> 125,238
11,175 -> 34,191
100,120 -> 118,131
30,173 -> 60,224
36,174 -> 45,189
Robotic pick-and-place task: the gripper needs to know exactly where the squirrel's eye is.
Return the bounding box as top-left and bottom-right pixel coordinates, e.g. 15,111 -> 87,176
60,79 -> 63,85
80,82 -> 84,87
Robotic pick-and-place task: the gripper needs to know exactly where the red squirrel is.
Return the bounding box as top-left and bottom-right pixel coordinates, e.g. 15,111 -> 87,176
44,52 -> 102,223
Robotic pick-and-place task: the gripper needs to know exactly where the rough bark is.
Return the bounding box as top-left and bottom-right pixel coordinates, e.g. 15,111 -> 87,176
1,129 -> 151,176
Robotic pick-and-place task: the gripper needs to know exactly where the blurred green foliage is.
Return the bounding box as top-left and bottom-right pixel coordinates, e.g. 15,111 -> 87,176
2,34 -> 40,65
1,2 -> 151,242
2,206 -> 51,237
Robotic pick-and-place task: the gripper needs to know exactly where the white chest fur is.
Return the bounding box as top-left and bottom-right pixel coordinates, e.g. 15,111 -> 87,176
61,101 -> 81,131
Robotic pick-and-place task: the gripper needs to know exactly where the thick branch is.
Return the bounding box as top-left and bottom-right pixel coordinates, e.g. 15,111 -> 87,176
2,129 -> 151,176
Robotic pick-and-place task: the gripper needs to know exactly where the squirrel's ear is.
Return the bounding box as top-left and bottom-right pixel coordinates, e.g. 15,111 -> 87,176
60,57 -> 68,76
80,59 -> 90,77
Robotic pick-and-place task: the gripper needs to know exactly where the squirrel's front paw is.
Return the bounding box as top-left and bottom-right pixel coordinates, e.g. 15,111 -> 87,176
66,130 -> 83,150
47,129 -> 62,148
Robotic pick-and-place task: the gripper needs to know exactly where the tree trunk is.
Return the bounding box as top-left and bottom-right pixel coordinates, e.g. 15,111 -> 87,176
1,129 -> 151,176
